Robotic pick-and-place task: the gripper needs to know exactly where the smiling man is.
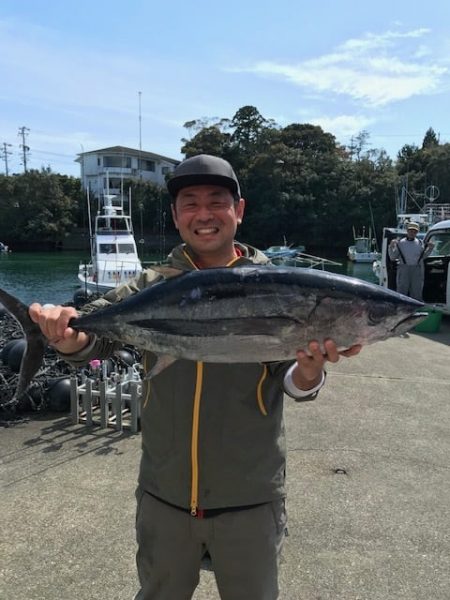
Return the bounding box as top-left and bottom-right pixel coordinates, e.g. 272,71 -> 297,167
29,154 -> 361,600
168,154 -> 245,268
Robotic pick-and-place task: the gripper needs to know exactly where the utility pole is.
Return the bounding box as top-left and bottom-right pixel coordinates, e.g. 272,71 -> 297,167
1,142 -> 12,175
18,126 -> 30,172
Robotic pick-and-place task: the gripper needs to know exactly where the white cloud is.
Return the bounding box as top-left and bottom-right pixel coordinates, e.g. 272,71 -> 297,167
232,28 -> 448,108
308,114 -> 375,139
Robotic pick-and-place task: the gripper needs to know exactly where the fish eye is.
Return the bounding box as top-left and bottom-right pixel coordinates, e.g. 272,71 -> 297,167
367,305 -> 387,325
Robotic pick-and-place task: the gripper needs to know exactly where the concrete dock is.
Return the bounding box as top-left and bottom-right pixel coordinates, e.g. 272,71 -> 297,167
1,318 -> 449,600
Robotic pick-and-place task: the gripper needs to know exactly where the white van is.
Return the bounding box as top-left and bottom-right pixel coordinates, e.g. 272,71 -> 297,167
422,220 -> 450,314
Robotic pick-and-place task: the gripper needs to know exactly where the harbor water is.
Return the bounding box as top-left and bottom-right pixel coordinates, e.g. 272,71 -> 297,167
0,251 -> 378,306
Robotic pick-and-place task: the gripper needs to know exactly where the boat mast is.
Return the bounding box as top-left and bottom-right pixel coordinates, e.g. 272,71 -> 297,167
86,187 -> 94,259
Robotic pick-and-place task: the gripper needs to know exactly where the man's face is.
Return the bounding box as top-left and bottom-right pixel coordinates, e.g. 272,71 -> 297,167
171,185 -> 245,260
407,228 -> 418,238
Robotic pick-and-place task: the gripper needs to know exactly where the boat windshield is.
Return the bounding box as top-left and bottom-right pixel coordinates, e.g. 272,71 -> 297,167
99,243 -> 116,254
354,238 -> 371,252
98,242 -> 136,255
118,243 -> 135,254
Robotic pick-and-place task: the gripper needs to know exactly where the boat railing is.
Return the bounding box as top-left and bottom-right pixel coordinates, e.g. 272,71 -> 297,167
422,203 -> 450,223
96,228 -> 130,234
295,253 -> 342,270
272,252 -> 342,270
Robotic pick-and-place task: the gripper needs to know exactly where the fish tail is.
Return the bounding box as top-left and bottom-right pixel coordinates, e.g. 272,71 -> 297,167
0,287 -> 47,399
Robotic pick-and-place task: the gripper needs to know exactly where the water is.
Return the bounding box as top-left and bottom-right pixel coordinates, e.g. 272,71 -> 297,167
0,251 -> 378,306
0,251 -> 87,305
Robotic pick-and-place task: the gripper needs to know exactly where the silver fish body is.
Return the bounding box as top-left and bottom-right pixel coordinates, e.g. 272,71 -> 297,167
0,266 -> 426,398
71,266 -> 425,361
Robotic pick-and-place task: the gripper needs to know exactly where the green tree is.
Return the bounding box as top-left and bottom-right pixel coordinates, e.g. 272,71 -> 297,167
0,170 -> 76,246
422,127 -> 439,149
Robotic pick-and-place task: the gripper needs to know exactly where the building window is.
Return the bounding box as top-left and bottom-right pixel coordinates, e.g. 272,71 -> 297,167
97,157 -> 101,166
103,155 -> 131,168
139,159 -> 155,172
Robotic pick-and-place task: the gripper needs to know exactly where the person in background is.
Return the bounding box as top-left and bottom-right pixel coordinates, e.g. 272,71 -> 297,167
29,154 -> 362,600
388,221 -> 434,301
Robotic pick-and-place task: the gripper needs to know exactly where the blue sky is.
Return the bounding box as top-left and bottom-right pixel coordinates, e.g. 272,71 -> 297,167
1,0 -> 450,177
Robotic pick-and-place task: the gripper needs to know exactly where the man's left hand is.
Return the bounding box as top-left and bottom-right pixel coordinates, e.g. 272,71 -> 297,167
292,339 -> 362,392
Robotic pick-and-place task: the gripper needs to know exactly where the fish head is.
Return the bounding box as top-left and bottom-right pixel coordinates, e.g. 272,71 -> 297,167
344,291 -> 426,346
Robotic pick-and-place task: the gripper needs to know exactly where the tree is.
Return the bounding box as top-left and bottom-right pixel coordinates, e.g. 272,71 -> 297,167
230,106 -> 276,156
0,170 -> 77,247
181,126 -> 232,159
422,127 -> 439,149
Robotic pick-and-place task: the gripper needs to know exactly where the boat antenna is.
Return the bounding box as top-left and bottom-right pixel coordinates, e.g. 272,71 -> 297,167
369,201 -> 379,251
138,91 -> 142,180
86,187 -> 94,258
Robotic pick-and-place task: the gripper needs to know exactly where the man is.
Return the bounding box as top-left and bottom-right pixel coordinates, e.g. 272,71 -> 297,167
388,221 -> 434,301
30,154 -> 361,600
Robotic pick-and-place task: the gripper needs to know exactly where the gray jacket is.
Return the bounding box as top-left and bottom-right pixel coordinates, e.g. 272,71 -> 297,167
64,243 -> 319,512
388,237 -> 432,265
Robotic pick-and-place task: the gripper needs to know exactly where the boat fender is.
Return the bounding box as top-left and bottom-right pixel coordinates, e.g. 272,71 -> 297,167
1,338 -> 24,365
113,349 -> 135,367
46,377 -> 71,412
7,338 -> 27,373
73,288 -> 94,309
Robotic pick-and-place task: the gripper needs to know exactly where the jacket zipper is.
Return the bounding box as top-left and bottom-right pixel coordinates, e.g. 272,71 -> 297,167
190,361 -> 204,516
257,364 -> 268,416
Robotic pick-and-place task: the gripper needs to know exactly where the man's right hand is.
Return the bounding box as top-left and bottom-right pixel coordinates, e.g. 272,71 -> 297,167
29,303 -> 91,355
389,239 -> 398,248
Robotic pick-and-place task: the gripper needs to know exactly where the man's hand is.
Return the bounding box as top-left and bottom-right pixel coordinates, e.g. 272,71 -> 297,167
29,303 -> 90,355
292,339 -> 362,392
389,239 -> 398,248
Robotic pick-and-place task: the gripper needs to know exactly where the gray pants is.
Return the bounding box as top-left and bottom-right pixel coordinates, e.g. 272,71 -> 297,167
396,264 -> 424,301
134,490 -> 287,600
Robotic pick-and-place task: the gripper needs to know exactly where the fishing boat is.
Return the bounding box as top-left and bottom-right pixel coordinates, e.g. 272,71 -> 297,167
263,244 -> 305,261
0,242 -> 9,254
347,227 -> 380,263
78,187 -> 143,293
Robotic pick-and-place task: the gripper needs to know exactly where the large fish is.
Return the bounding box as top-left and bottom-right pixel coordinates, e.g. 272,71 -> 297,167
0,266 -> 426,399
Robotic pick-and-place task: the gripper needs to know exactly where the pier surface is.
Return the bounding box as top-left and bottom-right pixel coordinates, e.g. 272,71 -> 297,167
1,318 -> 449,599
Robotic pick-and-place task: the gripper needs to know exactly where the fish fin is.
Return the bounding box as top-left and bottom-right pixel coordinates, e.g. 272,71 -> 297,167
144,354 -> 177,380
0,287 -> 48,398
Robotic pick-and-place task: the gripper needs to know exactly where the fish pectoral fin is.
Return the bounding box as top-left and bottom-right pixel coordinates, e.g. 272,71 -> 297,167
144,354 -> 177,380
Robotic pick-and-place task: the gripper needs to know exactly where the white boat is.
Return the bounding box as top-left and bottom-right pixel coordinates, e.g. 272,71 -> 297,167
347,227 -> 380,263
78,188 -> 143,293
263,244 -> 305,260
0,242 -> 9,253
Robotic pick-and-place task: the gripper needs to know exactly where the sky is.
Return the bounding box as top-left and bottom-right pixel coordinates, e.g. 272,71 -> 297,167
1,0 -> 450,177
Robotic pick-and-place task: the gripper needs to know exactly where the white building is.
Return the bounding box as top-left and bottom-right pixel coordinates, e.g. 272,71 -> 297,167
76,146 -> 179,197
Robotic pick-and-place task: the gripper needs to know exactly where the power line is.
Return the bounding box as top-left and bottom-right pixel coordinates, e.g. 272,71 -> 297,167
32,148 -> 75,158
